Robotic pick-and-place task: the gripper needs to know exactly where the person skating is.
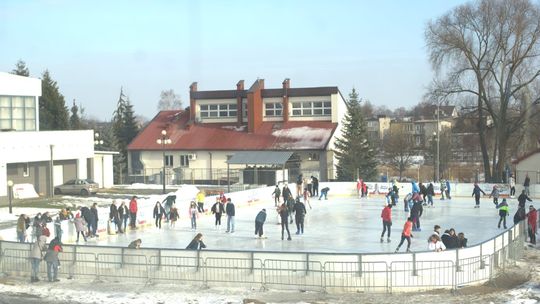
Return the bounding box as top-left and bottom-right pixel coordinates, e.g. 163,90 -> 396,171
169,204 -> 179,228
189,201 -> 198,230
118,201 -> 129,232
109,200 -> 121,233
153,201 -> 165,229
527,205 -> 538,245
427,183 -> 435,207
380,204 -> 392,243
272,185 -> 281,207
440,180 -> 446,200
286,196 -> 295,224
489,185 -> 500,207
410,200 -> 423,231
524,174 -> 531,196
403,193 -> 413,212
278,202 -> 292,241
303,187 -> 312,209
73,213 -> 87,242
186,233 -> 207,250
30,234 -> 47,282
395,217 -> 414,253
445,180 -> 452,199
296,174 -> 303,197
311,176 -> 319,197
472,183 -> 486,208
225,198 -> 235,233
497,198 -> 509,229
518,190 -> 533,209
319,187 -> 330,200
211,197 -> 224,230
419,183 -> 427,203
282,184 -> 292,203
196,190 -> 206,213
293,197 -> 307,234
509,175 -> 516,198
129,196 -> 138,229
254,209 -> 267,238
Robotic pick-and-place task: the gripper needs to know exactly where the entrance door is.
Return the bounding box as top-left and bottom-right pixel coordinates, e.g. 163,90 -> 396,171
53,165 -> 64,186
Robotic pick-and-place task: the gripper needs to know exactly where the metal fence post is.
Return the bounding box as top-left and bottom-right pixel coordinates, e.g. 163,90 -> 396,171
157,249 -> 162,269
250,251 -> 254,275
357,254 -> 362,277
306,253 -> 310,274
196,250 -> 200,272
455,249 -> 460,272
502,233 -> 506,270
480,243 -> 485,269
412,253 -> 417,276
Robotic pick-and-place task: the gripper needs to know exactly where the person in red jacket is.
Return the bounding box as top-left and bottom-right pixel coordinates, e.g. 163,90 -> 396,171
527,205 -> 538,245
395,217 -> 414,253
129,196 -> 138,229
380,204 -> 392,243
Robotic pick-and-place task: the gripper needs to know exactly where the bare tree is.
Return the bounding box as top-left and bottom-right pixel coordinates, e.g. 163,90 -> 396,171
157,89 -> 183,111
384,130 -> 415,181
425,0 -> 540,182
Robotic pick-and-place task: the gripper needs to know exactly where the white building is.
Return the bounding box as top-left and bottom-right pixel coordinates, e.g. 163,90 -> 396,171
127,79 -> 347,184
0,72 -> 115,202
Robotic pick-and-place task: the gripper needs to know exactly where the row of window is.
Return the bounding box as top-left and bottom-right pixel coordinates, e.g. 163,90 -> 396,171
0,96 -> 37,131
199,101 -> 332,119
164,155 -> 191,167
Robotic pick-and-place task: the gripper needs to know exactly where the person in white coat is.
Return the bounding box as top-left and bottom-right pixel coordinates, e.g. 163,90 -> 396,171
29,235 -> 47,282
428,234 -> 446,252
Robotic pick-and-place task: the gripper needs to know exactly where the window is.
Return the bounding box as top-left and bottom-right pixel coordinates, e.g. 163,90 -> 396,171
291,101 -> 331,116
308,152 -> 319,161
200,103 -> 237,118
23,163 -> 29,177
180,155 -> 190,167
242,100 -> 248,119
265,102 -> 283,116
0,96 -> 36,131
165,155 -> 173,167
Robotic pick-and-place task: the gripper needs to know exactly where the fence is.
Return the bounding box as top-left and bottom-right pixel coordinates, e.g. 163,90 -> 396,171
0,221 -> 528,293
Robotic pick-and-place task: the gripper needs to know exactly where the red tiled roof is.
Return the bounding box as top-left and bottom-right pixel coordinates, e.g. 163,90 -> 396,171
128,110 -> 337,151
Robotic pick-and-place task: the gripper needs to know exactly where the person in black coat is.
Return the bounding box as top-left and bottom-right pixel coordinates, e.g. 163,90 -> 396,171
109,201 -> 121,233
225,198 -> 235,233
186,233 -> 206,250
293,198 -> 307,234
278,203 -> 292,241
153,201 -> 165,229
514,206 -> 526,225
410,201 -> 423,231
254,209 -> 267,238
441,230 -> 458,249
80,206 -> 94,237
90,203 -> 99,237
282,184 -> 292,203
517,190 -> 532,209
311,176 -> 319,197
419,183 -> 428,203
211,199 -> 225,230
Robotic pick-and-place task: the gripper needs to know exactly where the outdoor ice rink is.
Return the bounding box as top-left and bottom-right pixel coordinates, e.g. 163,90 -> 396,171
88,194 -> 518,253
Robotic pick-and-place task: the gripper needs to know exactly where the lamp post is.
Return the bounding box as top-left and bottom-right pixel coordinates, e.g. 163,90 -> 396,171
7,180 -> 14,214
94,132 -> 104,149
156,129 -> 171,194
435,103 -> 440,182
94,132 -> 104,188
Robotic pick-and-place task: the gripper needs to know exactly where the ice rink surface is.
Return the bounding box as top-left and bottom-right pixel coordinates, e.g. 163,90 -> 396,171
89,194 -> 528,253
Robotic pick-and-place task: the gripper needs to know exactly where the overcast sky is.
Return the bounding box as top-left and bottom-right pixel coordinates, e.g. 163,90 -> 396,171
0,0 -> 468,121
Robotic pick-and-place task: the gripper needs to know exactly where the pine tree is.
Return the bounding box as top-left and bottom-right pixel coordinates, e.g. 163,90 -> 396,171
11,59 -> 30,76
334,88 -> 378,181
39,70 -> 69,130
112,88 -> 139,183
70,100 -> 82,130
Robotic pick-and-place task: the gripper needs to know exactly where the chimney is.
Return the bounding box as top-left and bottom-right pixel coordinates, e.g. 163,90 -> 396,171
236,80 -> 244,125
189,82 -> 198,122
282,78 -> 290,122
247,79 -> 264,133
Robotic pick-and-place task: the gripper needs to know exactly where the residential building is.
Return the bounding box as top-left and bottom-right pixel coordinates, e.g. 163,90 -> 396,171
367,115 -> 391,144
0,72 -> 41,131
127,79 -> 347,184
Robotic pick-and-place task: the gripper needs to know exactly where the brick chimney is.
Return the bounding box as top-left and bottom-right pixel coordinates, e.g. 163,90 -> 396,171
247,79 -> 264,133
189,82 -> 197,122
282,78 -> 290,122
236,80 -> 244,126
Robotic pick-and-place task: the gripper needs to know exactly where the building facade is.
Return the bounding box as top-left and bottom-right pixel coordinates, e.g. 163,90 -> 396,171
0,72 -> 41,131
127,79 -> 347,184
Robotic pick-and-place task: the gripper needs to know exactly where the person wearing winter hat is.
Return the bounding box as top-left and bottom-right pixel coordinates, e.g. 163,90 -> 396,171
254,209 -> 267,238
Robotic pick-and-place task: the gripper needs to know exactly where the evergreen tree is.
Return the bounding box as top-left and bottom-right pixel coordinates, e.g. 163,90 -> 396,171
112,88 -> 139,183
11,59 -> 30,76
39,70 -> 69,130
69,100 -> 82,130
334,88 -> 378,181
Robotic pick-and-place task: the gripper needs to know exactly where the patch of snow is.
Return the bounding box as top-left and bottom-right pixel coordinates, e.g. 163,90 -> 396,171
221,125 -> 247,131
272,126 -> 332,149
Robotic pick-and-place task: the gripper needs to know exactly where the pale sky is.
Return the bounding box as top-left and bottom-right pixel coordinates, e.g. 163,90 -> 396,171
0,0 -> 468,120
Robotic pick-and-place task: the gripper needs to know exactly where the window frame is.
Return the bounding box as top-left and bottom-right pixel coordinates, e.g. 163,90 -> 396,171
290,101 -> 331,117
200,103 -> 237,118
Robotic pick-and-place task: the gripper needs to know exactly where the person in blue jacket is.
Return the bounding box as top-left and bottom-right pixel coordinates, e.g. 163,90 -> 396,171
445,180 -> 452,199
472,183 -> 486,208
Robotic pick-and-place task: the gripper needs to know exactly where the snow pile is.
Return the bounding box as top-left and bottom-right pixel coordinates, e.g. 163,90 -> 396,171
222,125 -> 247,132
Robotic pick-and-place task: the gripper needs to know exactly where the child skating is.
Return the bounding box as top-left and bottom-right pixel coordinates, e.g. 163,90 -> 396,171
489,185 -> 500,207
380,204 -> 392,243
472,183 -> 486,208
395,217 -> 414,253
497,198 -> 509,229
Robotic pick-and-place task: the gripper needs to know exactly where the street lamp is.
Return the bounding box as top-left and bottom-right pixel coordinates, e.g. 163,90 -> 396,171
94,132 -> 104,149
156,129 -> 172,194
435,103 -> 440,182
7,180 -> 14,214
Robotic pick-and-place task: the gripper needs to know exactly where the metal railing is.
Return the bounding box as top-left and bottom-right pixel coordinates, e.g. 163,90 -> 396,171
0,220 -> 529,293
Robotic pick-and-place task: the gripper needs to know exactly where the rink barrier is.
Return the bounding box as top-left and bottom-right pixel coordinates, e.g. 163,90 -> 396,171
0,221 -> 529,293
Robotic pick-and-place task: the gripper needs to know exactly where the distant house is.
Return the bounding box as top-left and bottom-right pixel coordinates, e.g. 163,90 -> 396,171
366,115 -> 391,144
512,149 -> 540,185
127,79 -> 347,184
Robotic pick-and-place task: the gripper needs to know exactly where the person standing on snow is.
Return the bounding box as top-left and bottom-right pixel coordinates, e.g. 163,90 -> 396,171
524,174 -> 531,196
196,190 -> 206,213
282,184 -> 292,204
129,196 -> 138,229
153,201 -> 165,229
118,201 -> 129,232
509,175 -> 516,198
472,183 -> 486,208
311,176 -> 319,197
380,204 -> 392,243
273,185 -> 281,207
410,200 -> 423,231
211,197 -> 224,230
254,208 -> 267,238
30,234 -> 47,282
527,205 -> 538,245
